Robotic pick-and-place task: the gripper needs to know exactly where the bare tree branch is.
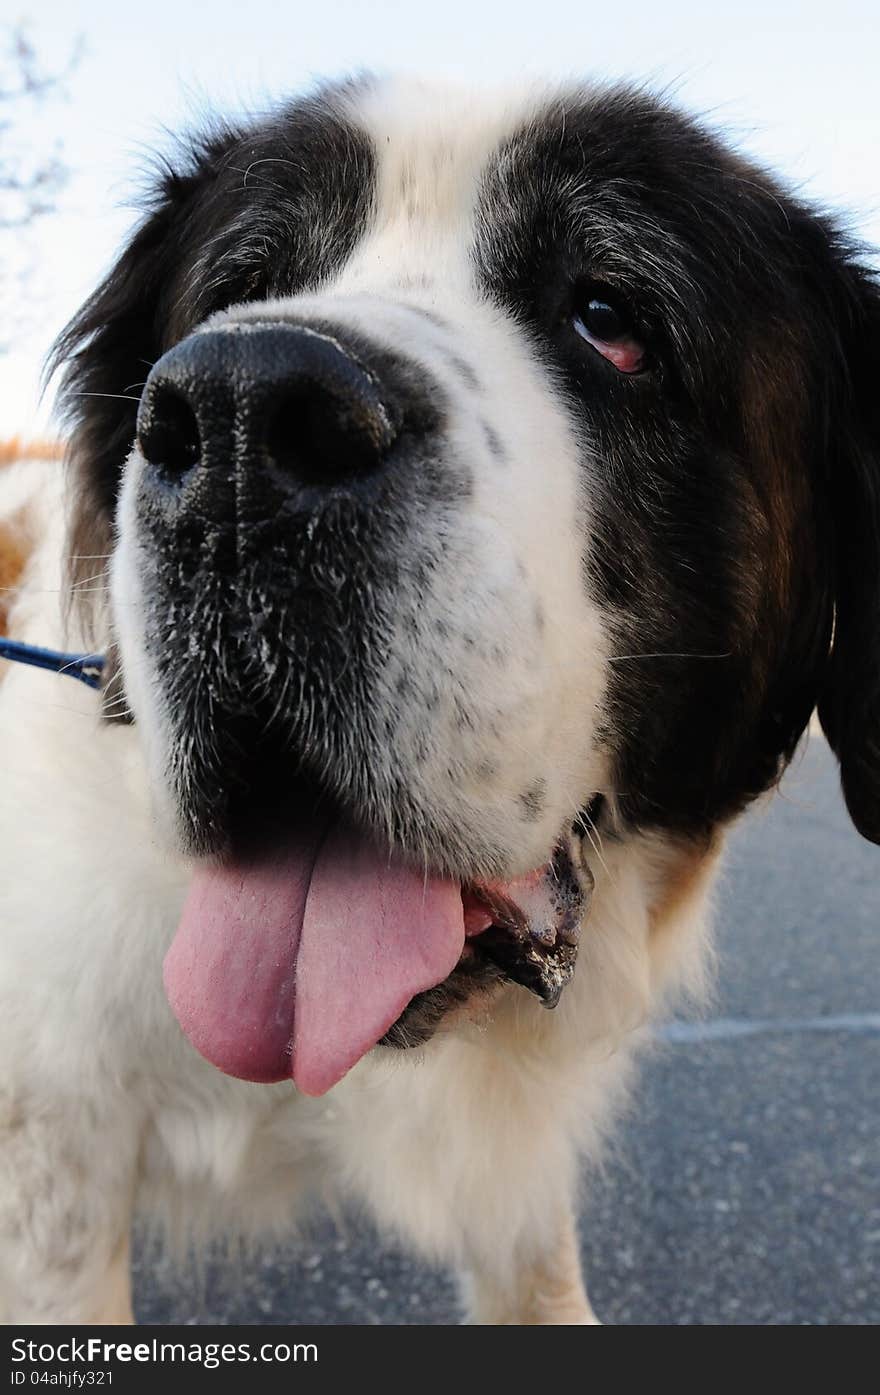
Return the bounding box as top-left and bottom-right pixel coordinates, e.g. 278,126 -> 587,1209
0,25 -> 83,231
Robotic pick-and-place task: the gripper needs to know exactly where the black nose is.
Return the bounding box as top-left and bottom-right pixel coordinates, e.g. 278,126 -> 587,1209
136,323 -> 398,490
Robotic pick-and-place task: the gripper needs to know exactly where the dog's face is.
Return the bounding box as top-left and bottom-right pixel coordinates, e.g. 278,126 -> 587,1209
56,78 -> 880,1092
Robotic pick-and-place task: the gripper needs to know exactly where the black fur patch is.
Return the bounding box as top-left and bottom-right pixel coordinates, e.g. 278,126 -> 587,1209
475,86 -> 880,840
519,779 -> 546,820
482,421 -> 504,459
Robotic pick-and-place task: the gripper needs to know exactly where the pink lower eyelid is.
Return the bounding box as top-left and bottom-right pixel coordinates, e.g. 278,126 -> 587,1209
576,317 -> 645,373
601,339 -> 644,373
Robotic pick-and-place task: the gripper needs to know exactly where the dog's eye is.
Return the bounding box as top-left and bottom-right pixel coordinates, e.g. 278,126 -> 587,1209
573,287 -> 646,375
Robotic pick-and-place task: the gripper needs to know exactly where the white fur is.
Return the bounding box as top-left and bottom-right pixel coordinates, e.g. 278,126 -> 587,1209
0,79 -> 725,1324
0,465 -> 719,1320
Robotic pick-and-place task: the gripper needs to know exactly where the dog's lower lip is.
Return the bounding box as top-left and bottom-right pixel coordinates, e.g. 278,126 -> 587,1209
467,929 -> 578,1008
395,842 -> 594,1020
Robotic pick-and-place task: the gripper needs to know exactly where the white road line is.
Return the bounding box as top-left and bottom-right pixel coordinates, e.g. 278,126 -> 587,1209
657,1014 -> 880,1043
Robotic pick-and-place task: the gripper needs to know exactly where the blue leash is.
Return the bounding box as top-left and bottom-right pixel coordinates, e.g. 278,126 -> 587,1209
0,637 -> 105,690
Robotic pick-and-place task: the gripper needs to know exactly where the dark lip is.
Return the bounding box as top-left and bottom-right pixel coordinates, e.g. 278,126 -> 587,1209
378,922 -> 576,1052
382,831 -> 597,1049
465,924 -> 579,1007
461,849 -> 587,1007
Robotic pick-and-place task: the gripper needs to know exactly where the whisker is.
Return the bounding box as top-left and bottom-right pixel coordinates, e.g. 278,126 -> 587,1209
69,391 -> 143,403
230,157 -> 306,190
571,799 -> 614,884
72,571 -> 112,587
608,651 -> 732,663
54,654 -> 99,679
581,821 -> 612,883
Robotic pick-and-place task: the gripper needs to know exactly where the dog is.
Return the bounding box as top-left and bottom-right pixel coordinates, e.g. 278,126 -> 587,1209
1,74 -> 878,1325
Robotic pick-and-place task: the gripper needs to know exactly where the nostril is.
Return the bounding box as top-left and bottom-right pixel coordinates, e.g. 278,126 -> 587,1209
265,384 -> 393,486
138,387 -> 201,483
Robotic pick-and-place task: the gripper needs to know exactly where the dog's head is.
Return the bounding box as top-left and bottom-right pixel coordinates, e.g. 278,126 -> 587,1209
54,77 -> 880,1092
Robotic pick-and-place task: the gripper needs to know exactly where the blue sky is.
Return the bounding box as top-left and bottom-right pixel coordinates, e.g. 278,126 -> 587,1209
2,0 -> 878,432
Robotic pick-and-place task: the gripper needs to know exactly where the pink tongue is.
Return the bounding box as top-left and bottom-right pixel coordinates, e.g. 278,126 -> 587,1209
163,822 -> 466,1096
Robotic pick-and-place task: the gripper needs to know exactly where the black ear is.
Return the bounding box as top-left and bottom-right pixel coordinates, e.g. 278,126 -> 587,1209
817,267 -> 880,842
51,197 -> 180,606
48,128 -> 242,613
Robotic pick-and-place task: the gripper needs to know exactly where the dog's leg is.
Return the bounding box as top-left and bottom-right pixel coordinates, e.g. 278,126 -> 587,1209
89,1234 -> 135,1325
0,1207 -> 135,1325
462,1206 -> 599,1325
1,1221 -> 135,1325
0,1105 -> 136,1324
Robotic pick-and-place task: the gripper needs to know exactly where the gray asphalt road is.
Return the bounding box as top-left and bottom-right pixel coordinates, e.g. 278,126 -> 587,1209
133,736 -> 879,1325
